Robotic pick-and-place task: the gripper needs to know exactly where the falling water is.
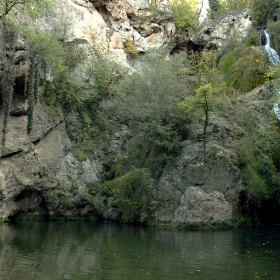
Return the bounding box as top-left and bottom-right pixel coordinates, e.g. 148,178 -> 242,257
261,30 -> 280,120
263,30 -> 280,65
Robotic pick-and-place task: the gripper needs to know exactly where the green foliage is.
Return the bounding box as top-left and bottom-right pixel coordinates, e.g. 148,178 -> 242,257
268,61 -> 280,99
168,0 -> 199,31
62,52 -> 120,147
218,47 -> 269,92
218,49 -> 236,76
102,155 -> 125,180
179,83 -> 223,161
149,0 -> 199,31
238,127 -> 280,206
244,31 -> 259,47
252,0 -> 280,26
267,20 -> 280,55
77,150 -> 86,162
27,56 -> 35,134
208,0 -> 222,20
0,26 -> 45,142
106,167 -> 155,223
40,40 -> 99,113
0,57 -> 14,145
187,51 -> 224,88
26,56 -> 44,134
123,37 -> 138,56
126,120 -> 181,178
104,49 -> 187,123
0,0 -> 52,21
20,28 -> 62,65
102,49 -> 189,177
207,0 -> 251,20
219,0 -> 251,13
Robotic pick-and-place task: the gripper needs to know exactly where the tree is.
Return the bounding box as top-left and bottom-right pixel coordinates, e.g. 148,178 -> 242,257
208,0 -> 221,19
219,0 -> 251,13
0,0 -> 51,20
179,83 -> 215,161
149,0 -> 199,31
252,0 -> 280,25
102,49 -> 189,177
179,50 -> 226,162
168,0 -> 199,31
103,48 -> 188,124
187,50 -> 223,88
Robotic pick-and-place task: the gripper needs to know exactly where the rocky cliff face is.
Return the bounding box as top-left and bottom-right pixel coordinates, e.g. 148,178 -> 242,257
192,9 -> 253,50
36,1 -> 254,64
0,5 -> 257,223
156,142 -> 242,223
0,27 -> 103,220
34,0 -> 176,70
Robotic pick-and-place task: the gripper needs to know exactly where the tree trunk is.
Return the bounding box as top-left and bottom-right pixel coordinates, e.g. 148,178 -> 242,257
203,108 -> 208,162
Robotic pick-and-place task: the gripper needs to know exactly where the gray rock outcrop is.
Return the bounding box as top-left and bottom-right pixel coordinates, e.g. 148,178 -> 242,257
192,9 -> 254,50
0,28 -> 102,220
155,142 -> 242,223
33,0 -> 176,70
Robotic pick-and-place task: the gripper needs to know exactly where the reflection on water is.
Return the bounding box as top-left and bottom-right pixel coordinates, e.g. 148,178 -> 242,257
0,221 -> 280,280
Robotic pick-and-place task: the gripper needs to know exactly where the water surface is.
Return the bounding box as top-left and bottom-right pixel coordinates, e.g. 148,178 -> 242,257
0,221 -> 279,279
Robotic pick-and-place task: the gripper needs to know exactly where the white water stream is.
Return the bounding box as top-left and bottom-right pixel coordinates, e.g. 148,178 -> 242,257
262,30 -> 280,119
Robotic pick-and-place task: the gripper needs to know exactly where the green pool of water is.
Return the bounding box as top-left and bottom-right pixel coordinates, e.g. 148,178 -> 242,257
0,221 -> 279,279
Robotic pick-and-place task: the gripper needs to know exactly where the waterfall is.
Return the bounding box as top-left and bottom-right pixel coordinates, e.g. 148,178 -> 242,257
261,30 -> 280,120
263,30 -> 280,65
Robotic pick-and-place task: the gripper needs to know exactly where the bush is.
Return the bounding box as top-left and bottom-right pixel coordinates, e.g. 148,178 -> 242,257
238,128 -> 280,205
169,0 -> 199,31
123,37 -> 138,56
107,167 -> 155,223
218,47 -> 269,91
245,31 -> 259,47
102,49 -> 189,176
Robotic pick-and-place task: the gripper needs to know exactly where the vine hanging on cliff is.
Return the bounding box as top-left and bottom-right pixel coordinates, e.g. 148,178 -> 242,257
0,27 -> 16,146
26,55 -> 44,134
27,55 -> 35,134
1,62 -> 15,145
34,56 -> 41,103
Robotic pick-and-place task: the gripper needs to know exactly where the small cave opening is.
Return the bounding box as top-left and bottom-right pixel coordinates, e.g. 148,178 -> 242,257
10,76 -> 28,116
9,189 -> 49,222
187,41 -> 204,52
13,75 -> 26,97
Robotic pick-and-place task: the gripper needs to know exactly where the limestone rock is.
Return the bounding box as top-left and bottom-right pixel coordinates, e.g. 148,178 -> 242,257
155,143 -> 242,222
34,0 -> 176,70
0,25 -> 103,219
0,120 -> 102,219
192,9 -> 253,50
173,187 -> 232,223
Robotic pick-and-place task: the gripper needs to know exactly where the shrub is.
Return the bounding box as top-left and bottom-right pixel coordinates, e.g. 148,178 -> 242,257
123,37 -> 138,56
245,31 -> 259,47
219,47 -> 269,91
107,167 -> 154,223
77,151 -> 86,162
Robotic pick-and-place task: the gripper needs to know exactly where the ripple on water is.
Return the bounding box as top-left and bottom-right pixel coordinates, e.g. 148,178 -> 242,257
0,222 -> 280,280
